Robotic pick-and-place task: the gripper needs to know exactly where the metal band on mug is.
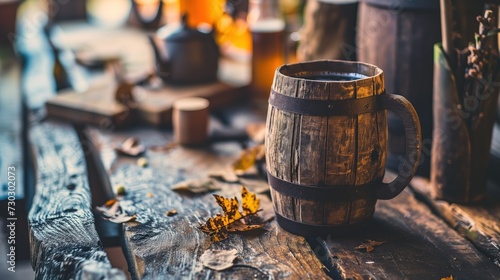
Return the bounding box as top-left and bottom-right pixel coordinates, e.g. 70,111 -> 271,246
268,89 -> 384,116
267,171 -> 377,202
275,212 -> 371,237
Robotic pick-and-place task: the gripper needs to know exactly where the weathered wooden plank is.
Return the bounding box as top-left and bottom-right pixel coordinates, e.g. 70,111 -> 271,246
373,72 -> 387,180
411,177 -> 500,268
313,174 -> 500,280
323,80 -> 357,226
267,73 -> 297,221
295,79 -> 328,224
325,81 -> 356,186
355,77 -> 378,185
28,121 -> 125,280
84,126 -> 330,279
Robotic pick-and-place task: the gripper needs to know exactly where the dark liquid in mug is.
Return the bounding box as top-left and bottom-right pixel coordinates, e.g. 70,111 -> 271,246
294,72 -> 367,81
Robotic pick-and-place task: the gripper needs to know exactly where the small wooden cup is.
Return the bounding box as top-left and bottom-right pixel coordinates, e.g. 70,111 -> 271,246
173,97 -> 209,146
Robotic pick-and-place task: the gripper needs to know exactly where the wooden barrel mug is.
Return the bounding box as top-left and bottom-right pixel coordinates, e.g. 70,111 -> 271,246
265,60 -> 421,236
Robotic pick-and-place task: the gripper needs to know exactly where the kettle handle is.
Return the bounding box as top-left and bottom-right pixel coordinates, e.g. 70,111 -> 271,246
148,35 -> 171,80
132,0 -> 163,30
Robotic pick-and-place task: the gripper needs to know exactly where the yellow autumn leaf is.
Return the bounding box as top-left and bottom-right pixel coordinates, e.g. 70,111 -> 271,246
199,214 -> 226,233
441,276 -> 454,280
214,195 -> 243,222
242,186 -> 260,216
198,186 -> 263,242
232,144 -> 265,173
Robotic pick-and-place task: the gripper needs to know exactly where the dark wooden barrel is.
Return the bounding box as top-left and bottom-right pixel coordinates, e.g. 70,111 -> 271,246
266,60 -> 421,236
357,0 -> 440,177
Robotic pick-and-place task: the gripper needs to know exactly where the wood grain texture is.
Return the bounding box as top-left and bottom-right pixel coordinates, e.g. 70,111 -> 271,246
267,72 -> 297,221
297,0 -> 358,61
84,126 -> 329,280
411,177 -> 500,268
295,79 -> 329,224
314,174 -> 500,280
28,121 -> 124,280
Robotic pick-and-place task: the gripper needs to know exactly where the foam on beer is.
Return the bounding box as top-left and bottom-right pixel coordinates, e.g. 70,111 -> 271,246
249,19 -> 285,33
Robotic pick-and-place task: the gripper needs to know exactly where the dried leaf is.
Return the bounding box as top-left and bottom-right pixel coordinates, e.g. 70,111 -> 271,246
199,215 -> 229,242
96,201 -> 120,218
355,240 -> 385,252
198,186 -> 263,242
246,123 -> 266,143
172,178 -> 220,194
115,137 -> 145,157
106,213 -> 137,223
242,186 -> 260,216
232,144 -> 265,173
214,195 -> 243,222
441,276 -> 454,280
104,198 -> 118,207
97,199 -> 137,224
165,209 -> 178,216
208,169 -> 239,183
200,249 -> 238,271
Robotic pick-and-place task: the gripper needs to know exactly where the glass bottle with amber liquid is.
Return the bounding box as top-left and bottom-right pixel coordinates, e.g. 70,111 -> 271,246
247,0 -> 285,109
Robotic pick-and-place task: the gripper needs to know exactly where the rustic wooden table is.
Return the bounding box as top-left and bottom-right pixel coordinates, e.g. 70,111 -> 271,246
16,19 -> 500,280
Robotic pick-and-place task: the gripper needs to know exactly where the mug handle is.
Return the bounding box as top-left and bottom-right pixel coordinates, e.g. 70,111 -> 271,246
376,93 -> 421,200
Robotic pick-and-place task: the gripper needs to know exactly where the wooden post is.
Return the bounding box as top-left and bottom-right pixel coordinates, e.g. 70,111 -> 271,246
297,0 -> 358,61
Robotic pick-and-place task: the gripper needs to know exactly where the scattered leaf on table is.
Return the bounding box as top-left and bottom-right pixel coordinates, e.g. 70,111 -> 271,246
232,144 -> 265,173
172,178 -> 220,194
104,198 -> 118,207
115,137 -> 145,157
198,186 -> 264,242
96,200 -> 137,224
242,185 -> 260,215
200,249 -> 238,271
165,209 -> 178,216
246,123 -> 266,143
96,200 -> 120,218
214,195 -> 243,222
441,276 -> 454,280
355,240 -> 385,252
199,215 -> 229,242
106,213 -> 137,223
208,169 -> 239,183
137,157 -> 148,167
